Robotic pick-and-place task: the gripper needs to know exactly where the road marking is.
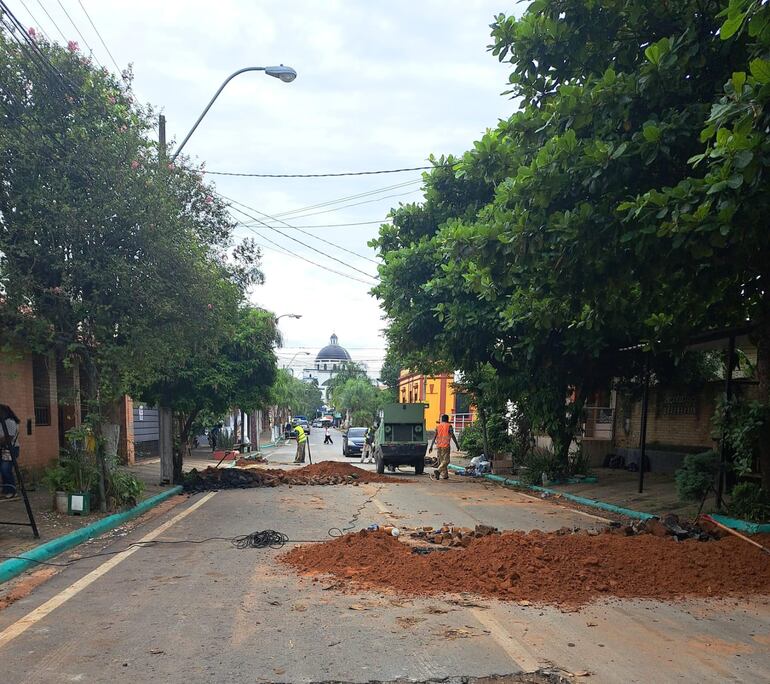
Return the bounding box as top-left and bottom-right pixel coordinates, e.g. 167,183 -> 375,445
0,491 -> 216,650
470,607 -> 541,673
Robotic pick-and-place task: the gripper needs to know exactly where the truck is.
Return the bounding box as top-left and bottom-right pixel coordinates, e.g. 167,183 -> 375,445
374,403 -> 428,475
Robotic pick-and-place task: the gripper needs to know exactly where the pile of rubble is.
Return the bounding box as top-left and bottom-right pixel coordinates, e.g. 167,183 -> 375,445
183,462 -> 401,492
281,523 -> 770,607
410,523 -> 501,548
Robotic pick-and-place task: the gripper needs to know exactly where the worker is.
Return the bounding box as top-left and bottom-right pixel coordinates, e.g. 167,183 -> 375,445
293,424 -> 307,463
361,425 -> 376,464
428,414 -> 460,480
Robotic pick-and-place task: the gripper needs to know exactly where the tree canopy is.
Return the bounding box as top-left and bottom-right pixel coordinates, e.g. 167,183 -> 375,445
373,0 -> 770,487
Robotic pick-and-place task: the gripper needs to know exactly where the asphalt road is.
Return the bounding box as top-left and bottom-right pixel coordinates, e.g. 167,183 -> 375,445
1,429 -> 769,683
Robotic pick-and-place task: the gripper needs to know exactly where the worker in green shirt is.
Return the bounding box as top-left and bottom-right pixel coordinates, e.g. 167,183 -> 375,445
293,424 -> 307,463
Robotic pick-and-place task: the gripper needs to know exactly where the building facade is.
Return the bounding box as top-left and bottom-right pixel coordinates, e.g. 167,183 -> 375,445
302,333 -> 352,401
397,370 -> 474,433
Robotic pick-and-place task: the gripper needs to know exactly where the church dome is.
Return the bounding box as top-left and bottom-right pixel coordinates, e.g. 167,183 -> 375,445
316,333 -> 351,362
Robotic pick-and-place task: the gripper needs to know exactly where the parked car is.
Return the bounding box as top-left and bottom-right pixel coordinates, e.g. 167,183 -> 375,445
342,427 -> 367,457
312,419 -> 322,428
292,417 -> 310,434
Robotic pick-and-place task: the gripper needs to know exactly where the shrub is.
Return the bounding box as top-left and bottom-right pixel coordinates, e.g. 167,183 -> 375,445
728,482 -> 770,523
458,413 -> 510,459
675,450 -> 719,502
107,468 -> 145,508
518,447 -> 571,485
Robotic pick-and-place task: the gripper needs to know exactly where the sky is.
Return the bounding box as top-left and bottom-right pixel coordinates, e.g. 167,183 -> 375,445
15,0 -> 519,377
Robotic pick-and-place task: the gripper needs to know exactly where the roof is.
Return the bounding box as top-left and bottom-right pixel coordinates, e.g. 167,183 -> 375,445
315,333 -> 351,362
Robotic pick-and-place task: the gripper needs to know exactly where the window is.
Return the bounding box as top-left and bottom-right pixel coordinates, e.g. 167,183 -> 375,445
661,391 -> 697,416
32,354 -> 51,426
323,363 -> 327,371
429,384 -> 435,394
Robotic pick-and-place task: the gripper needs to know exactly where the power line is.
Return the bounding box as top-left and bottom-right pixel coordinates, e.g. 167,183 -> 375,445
55,0 -> 102,67
16,0 -> 53,41
225,200 -> 378,281
267,189 -> 421,222
270,179 -> 421,219
34,0 -> 66,42
221,193 -> 378,265
205,163 -> 457,178
76,0 -> 122,78
243,224 -> 378,287
238,218 -> 391,230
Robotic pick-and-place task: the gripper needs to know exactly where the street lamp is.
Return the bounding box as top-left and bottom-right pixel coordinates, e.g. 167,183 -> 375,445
283,350 -> 310,377
276,313 -> 302,322
170,65 -> 298,162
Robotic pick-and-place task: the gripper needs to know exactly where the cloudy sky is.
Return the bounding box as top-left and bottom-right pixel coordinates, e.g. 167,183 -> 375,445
17,0 -> 519,376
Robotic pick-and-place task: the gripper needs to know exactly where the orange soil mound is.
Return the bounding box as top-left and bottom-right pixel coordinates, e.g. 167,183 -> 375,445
280,528 -> 770,608
291,461 -> 404,483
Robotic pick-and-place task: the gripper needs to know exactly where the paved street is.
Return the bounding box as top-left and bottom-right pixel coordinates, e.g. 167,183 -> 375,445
1,429 -> 769,683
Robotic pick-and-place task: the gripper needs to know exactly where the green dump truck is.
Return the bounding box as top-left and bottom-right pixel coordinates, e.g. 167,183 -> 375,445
374,403 -> 428,475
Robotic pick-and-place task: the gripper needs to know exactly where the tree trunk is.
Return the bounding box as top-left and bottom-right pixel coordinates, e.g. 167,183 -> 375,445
756,330 -> 770,492
173,411 -> 198,486
479,405 -> 491,459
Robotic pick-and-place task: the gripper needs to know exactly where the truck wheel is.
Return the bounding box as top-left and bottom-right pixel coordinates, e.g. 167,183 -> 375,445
375,449 -> 385,475
414,459 -> 424,475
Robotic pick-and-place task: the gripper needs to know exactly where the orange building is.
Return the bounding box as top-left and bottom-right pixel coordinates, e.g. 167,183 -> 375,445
397,370 -> 474,432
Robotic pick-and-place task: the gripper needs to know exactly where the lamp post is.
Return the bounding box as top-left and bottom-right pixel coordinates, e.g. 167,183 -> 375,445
158,65 -> 297,165
276,313 -> 302,323
284,350 -> 310,375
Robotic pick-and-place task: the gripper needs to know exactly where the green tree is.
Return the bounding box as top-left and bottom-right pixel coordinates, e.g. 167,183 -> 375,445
142,307 -> 279,482
333,377 -> 382,427
0,31 -> 261,498
373,1 -> 755,468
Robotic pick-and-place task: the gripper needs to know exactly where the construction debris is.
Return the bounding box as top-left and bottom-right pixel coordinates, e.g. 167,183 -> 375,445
183,461 -> 403,492
280,526 -> 770,608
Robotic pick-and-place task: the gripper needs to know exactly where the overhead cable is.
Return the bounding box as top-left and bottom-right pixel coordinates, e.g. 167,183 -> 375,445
270,179 -> 421,219
237,218 -> 391,230
267,189 -> 421,222
34,0 -> 66,42
204,162 -> 459,178
221,193 -> 378,265
76,0 -> 123,78
55,0 -> 103,67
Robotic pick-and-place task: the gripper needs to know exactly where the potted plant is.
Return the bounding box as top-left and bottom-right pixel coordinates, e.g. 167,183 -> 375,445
41,463 -> 70,513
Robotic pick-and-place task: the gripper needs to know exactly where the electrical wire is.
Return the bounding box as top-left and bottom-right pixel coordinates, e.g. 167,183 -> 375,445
264,190 -> 421,223
16,0 -> 53,42
269,178 -> 422,219
55,0 -> 103,67
238,224 -> 378,286
34,0 -> 66,42
76,0 -> 123,78
205,163 -> 458,178
224,199 -> 379,282
221,193 -> 379,265
242,218 -> 391,230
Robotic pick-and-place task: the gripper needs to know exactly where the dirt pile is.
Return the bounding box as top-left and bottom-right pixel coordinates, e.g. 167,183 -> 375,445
280,527 -> 770,607
183,462 -> 401,492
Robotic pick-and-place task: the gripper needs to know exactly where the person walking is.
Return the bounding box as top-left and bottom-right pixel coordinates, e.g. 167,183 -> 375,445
428,414 -> 460,480
0,404 -> 20,499
293,424 -> 308,463
361,425 -> 376,464
323,425 -> 333,445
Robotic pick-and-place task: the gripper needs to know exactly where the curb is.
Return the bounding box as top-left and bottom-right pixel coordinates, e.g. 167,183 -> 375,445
448,464 -> 655,520
709,513 -> 770,535
0,486 -> 183,585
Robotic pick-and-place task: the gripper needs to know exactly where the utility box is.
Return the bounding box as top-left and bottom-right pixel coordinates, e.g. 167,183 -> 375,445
374,403 -> 428,475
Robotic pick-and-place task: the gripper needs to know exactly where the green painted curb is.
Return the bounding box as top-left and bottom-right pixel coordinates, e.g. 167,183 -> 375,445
0,485 -> 183,584
448,464 -> 655,520
709,513 -> 770,534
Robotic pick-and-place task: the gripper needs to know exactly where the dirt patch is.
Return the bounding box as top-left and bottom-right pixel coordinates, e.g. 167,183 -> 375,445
280,527 -> 770,608
0,567 -> 57,610
184,463 -> 403,492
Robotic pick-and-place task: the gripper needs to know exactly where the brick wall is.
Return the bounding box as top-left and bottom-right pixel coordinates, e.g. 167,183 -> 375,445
613,384 -> 720,451
0,351 -> 60,470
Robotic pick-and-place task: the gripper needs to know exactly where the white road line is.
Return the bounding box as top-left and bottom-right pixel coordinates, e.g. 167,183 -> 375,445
471,607 -> 541,673
0,491 -> 217,650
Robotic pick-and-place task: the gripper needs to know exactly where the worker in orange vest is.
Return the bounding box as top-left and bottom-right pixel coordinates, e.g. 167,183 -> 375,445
428,414 -> 460,480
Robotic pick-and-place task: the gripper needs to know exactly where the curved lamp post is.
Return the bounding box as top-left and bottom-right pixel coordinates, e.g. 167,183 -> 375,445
276,313 -> 302,322
284,350 -> 310,375
170,65 -> 297,161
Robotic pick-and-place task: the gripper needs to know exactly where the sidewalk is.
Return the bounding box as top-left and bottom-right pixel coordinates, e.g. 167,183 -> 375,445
0,458 -> 170,558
